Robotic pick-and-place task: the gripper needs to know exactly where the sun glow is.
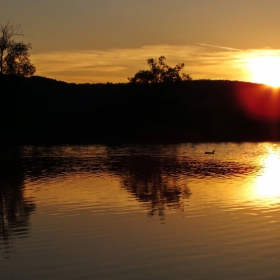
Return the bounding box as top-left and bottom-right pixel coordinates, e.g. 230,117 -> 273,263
247,55 -> 280,88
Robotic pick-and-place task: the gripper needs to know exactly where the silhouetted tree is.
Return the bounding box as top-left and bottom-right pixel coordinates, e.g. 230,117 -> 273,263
0,21 -> 35,77
128,56 -> 192,83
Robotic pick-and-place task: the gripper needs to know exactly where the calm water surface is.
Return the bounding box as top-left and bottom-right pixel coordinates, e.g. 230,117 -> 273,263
1,142 -> 280,279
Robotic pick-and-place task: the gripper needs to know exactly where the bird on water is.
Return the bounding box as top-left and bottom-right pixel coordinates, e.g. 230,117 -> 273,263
205,150 -> 215,154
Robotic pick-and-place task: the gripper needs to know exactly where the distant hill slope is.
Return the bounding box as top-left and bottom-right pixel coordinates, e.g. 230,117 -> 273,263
1,74 -> 279,145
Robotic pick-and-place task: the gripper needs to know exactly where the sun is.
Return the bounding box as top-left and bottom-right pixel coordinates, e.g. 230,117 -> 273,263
247,55 -> 280,88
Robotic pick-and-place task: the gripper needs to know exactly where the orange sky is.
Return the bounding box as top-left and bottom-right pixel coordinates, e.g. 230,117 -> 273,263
2,0 -> 280,84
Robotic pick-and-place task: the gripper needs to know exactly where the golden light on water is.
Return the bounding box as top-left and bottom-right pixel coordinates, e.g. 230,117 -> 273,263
254,148 -> 280,200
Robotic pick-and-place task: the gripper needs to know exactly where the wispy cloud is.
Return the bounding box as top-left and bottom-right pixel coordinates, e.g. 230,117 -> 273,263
31,44 -> 280,84
197,43 -> 243,52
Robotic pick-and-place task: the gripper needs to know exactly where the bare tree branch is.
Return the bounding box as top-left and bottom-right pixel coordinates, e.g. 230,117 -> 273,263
0,21 -> 35,77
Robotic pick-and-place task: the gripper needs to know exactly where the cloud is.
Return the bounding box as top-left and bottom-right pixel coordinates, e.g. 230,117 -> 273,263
31,44 -> 280,84
196,43 -> 243,52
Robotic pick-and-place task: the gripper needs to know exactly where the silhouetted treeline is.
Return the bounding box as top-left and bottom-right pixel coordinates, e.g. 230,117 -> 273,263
1,74 -> 280,144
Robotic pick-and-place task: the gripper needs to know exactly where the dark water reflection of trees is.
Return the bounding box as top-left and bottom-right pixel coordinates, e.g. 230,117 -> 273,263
0,146 -> 192,234
105,147 -> 192,217
10,145 -> 192,219
0,147 -> 36,255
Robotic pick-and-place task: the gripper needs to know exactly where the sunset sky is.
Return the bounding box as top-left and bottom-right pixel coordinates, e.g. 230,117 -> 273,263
2,0 -> 280,84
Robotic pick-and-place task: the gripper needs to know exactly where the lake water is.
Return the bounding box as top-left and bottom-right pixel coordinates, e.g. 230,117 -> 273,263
1,142 -> 280,279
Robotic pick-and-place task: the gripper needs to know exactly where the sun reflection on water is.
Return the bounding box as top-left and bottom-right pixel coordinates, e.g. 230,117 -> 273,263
254,147 -> 280,201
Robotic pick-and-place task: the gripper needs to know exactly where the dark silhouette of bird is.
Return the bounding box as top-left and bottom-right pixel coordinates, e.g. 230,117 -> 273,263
205,150 -> 215,154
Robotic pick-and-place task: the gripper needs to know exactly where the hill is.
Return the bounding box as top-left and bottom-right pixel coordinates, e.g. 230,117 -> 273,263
1,74 -> 280,145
